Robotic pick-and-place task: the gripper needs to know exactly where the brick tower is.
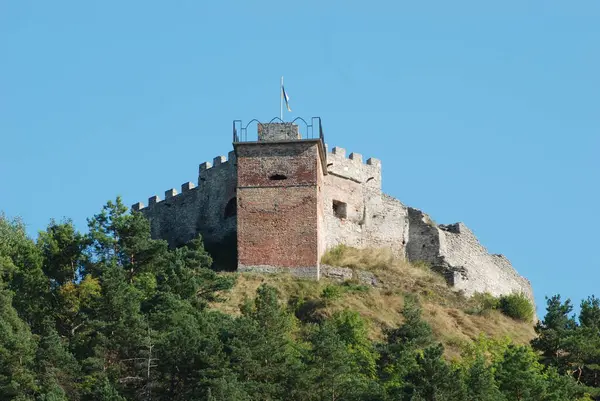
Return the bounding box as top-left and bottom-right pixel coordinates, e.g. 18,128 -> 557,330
234,122 -> 327,277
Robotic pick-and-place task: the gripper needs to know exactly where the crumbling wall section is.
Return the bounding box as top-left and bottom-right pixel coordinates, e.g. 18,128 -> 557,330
406,207 -> 534,302
132,134 -> 534,304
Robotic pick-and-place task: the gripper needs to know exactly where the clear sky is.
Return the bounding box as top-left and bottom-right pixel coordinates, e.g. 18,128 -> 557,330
1,1 -> 598,314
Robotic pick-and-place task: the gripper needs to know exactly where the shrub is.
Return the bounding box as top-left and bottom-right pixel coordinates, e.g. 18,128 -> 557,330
499,293 -> 534,322
342,280 -> 370,293
321,285 -> 344,302
467,292 -> 500,315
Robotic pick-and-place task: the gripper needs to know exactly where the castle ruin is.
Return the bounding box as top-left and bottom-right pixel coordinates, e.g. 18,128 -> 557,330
132,119 -> 534,301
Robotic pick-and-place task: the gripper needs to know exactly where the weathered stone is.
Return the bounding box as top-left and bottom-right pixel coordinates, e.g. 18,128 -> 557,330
321,265 -> 354,281
406,207 -> 535,304
257,123 -> 300,141
133,121 -> 534,305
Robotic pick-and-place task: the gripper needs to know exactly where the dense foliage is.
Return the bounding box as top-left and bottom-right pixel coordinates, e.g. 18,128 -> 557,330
0,198 -> 597,400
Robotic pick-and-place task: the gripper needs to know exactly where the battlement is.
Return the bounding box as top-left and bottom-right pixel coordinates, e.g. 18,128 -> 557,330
130,117 -> 533,307
325,145 -> 382,187
132,181 -> 198,211
199,150 -> 237,175
133,149 -> 237,212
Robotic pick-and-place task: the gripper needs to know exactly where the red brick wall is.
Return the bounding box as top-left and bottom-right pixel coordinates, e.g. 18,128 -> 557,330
236,141 -> 321,268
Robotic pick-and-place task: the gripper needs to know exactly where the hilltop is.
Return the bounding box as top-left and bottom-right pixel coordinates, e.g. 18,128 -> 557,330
210,246 -> 536,359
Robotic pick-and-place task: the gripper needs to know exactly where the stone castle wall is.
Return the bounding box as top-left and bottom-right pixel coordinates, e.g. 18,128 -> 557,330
133,123 -> 534,302
133,151 -> 238,267
406,208 -> 534,302
322,146 -> 408,256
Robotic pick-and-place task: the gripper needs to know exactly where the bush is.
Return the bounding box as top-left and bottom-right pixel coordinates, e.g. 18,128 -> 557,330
467,292 -> 501,315
321,285 -> 344,302
499,293 -> 534,322
342,280 -> 370,293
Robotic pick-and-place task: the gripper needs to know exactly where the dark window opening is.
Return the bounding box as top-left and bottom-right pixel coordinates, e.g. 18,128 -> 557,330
224,198 -> 237,219
333,200 -> 347,219
269,174 -> 288,180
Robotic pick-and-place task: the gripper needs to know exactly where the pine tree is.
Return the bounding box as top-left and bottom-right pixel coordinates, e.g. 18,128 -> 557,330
531,295 -> 577,373
494,345 -> 547,400
465,355 -> 504,401
227,284 -> 303,400
404,343 -> 467,401
0,287 -> 38,399
379,295 -> 435,398
302,311 -> 381,401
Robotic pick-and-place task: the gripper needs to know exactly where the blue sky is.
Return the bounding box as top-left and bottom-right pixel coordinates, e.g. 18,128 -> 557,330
1,1 -> 598,314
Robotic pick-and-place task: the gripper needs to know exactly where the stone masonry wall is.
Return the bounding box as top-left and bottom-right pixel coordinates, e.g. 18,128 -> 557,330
257,123 -> 301,141
133,151 -> 237,267
323,145 -> 408,256
133,124 -> 534,302
406,207 -> 535,303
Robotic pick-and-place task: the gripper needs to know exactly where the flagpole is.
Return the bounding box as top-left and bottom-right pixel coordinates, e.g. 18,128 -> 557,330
280,76 -> 283,121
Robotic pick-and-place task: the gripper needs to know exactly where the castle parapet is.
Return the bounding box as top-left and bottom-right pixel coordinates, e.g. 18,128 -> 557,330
349,152 -> 362,163
258,123 -> 300,141
181,182 -> 195,192
327,145 -> 382,187
198,151 -> 237,183
165,188 -> 178,199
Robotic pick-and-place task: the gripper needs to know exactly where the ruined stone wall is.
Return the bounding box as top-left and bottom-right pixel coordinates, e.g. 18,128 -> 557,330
406,208 -> 534,302
132,125 -> 534,303
322,146 -> 408,256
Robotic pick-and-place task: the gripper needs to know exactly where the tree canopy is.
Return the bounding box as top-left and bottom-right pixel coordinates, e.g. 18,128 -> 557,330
0,199 -> 597,400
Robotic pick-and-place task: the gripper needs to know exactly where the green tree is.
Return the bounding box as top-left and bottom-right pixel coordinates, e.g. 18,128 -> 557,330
568,297 -> 600,389
227,284 -> 303,400
0,287 -> 38,399
464,355 -> 504,401
303,311 -> 381,401
34,323 -> 81,401
37,220 -> 87,287
531,295 -> 577,373
494,345 -> 547,401
404,343 -> 467,401
146,293 -> 233,400
379,295 -> 435,398
86,197 -> 167,283
158,238 -> 234,307
0,215 -> 49,330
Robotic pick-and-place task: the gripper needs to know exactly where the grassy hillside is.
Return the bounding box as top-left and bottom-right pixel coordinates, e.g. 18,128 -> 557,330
210,246 -> 535,359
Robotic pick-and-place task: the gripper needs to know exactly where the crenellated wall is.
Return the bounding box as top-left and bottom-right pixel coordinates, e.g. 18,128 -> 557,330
322,145 -> 408,256
133,122 -> 534,303
133,151 -> 238,268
